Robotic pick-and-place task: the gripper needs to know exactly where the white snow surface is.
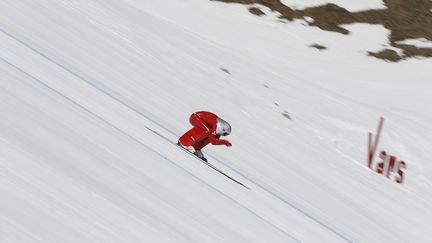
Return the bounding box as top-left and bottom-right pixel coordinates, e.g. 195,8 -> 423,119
280,0 -> 386,11
396,38 -> 432,49
1,0 -> 432,242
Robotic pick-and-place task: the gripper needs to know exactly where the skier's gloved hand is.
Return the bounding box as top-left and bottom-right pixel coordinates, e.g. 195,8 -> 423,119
224,141 -> 232,147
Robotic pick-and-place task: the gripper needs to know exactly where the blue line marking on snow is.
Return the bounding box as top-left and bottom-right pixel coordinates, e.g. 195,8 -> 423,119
0,27 -> 351,242
0,57 -> 300,243
0,27 -> 169,132
208,155 -> 352,242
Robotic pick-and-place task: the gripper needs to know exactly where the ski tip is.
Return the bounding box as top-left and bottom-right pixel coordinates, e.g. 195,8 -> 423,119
242,184 -> 251,190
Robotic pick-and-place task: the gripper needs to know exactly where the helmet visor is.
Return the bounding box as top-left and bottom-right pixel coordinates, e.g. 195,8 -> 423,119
216,117 -> 231,136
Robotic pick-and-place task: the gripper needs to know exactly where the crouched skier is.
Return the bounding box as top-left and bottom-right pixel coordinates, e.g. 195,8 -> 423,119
178,111 -> 232,162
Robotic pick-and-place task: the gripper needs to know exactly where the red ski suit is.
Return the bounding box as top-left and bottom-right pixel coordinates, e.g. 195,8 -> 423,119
179,111 -> 232,151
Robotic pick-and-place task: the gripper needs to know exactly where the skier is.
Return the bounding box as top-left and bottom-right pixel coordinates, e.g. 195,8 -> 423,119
178,111 -> 232,162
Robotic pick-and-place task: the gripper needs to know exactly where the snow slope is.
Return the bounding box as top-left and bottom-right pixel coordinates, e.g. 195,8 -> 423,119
280,0 -> 386,11
1,0 -> 431,242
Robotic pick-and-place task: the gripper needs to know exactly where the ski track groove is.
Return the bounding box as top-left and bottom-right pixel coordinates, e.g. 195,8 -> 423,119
0,26 -> 351,242
0,215 -> 46,243
0,55 -> 300,243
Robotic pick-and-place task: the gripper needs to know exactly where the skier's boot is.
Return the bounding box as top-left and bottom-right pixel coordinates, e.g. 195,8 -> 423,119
177,141 -> 195,153
194,150 -> 207,162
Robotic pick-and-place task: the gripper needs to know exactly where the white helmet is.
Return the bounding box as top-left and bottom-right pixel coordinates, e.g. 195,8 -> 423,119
215,117 -> 231,136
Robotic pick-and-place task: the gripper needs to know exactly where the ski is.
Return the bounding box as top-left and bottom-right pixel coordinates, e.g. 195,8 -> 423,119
146,126 -> 250,190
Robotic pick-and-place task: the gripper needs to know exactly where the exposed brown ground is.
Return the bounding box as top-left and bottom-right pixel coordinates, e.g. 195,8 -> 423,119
212,0 -> 432,61
310,43 -> 327,50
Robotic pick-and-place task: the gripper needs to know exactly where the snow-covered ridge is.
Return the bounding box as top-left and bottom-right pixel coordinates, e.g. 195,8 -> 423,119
396,38 -> 432,49
281,0 -> 386,11
1,0 -> 432,242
